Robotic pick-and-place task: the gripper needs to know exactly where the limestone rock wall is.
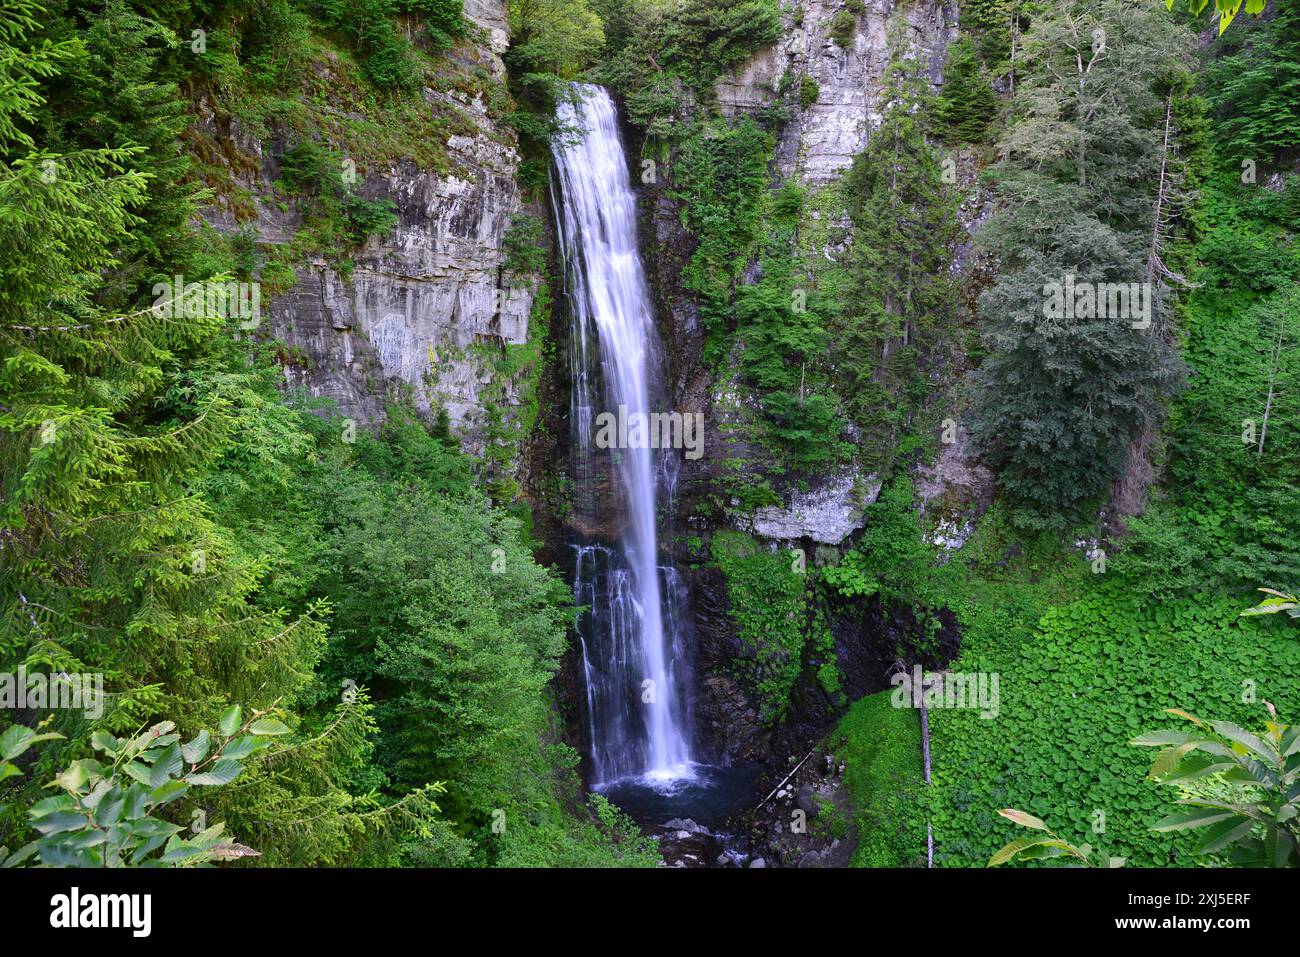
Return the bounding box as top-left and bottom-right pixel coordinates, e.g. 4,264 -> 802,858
716,0 -> 959,183
197,0 -> 537,459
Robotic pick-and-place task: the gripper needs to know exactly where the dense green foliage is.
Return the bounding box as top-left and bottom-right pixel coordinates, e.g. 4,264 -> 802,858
2,0 -> 1297,877
968,0 -> 1194,525
0,0 -> 655,869
929,588 -> 1300,866
838,58 -> 962,464
835,690 -> 926,867
934,36 -> 998,143
712,531 -> 809,723
1133,703 -> 1299,867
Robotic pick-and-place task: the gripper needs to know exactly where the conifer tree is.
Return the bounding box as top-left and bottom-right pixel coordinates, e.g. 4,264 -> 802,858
935,36 -> 998,143
837,54 -> 961,460
0,0 -> 448,865
967,0 -> 1194,525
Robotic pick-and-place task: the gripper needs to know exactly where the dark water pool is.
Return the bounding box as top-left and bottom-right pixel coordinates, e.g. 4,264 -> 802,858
596,763 -> 764,829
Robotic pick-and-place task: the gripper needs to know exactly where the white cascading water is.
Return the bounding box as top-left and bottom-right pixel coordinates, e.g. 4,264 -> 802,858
552,85 -> 693,785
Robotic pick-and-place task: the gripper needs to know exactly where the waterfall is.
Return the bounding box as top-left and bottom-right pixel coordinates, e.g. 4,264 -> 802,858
552,85 -> 693,786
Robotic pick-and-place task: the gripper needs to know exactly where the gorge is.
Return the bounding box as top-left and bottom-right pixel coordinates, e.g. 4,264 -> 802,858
2,0 -> 1297,878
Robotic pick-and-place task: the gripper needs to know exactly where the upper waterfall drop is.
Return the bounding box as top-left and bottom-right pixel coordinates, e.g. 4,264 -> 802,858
551,84 -> 694,786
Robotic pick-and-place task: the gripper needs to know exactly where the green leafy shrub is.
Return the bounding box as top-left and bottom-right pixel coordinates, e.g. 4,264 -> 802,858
799,75 -> 819,110
927,588 -> 1300,867
713,531 -> 809,723
837,690 -> 927,867
1133,703 -> 1299,867
0,709 -> 290,867
399,0 -> 466,51
829,10 -> 856,48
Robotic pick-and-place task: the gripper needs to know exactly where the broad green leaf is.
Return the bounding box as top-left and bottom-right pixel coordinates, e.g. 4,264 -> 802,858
121,761 -> 153,786
185,759 -> 243,786
220,736 -> 271,760
1152,808 -> 1238,832
190,822 -> 226,849
132,722 -> 176,753
1130,729 -> 1197,747
1193,816 -> 1254,855
30,811 -> 88,835
1210,721 -> 1273,763
1,725 -> 63,761
0,841 -> 39,868
988,836 -> 1051,866
94,794 -> 125,829
1281,726 -> 1300,758
218,705 -> 241,738
51,763 -> 89,792
148,743 -> 183,788
248,718 -> 290,737
148,779 -> 188,806
122,783 -> 149,821
1159,753 -> 1234,784
181,729 -> 210,764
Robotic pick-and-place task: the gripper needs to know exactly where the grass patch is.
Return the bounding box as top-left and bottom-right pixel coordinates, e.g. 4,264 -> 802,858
836,689 -> 926,867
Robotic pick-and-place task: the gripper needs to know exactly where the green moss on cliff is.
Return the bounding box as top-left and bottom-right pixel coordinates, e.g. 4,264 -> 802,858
836,689 -> 926,867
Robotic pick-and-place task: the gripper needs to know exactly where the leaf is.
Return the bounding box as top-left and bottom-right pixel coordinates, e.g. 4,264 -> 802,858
148,743 -> 183,788
122,783 -> 150,821
184,759 -> 243,786
132,721 -> 176,752
0,841 -> 39,868
148,779 -> 188,806
51,763 -> 89,793
1280,726 -> 1300,758
1130,729 -> 1197,747
1240,597 -> 1298,617
1219,1 -> 1241,34
1157,751 -> 1234,783
121,761 -> 153,786
1151,808 -> 1238,832
210,843 -> 261,860
30,811 -> 88,836
220,735 -> 271,760
1209,721 -> 1273,763
1193,816 -> 1254,855
989,836 -> 1053,867
182,729 -> 210,764
217,705 -> 241,738
1165,708 -> 1207,728
996,808 -> 1050,831
247,718 -> 290,737
1,725 -> 63,761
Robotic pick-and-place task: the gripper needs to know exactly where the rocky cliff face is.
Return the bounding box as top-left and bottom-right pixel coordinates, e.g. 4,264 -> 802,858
716,0 -> 959,184
640,0 -> 965,554
197,2 -> 538,460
